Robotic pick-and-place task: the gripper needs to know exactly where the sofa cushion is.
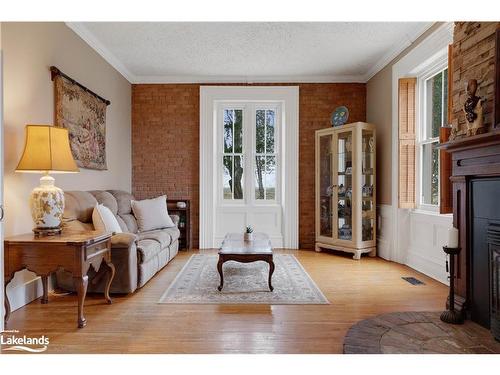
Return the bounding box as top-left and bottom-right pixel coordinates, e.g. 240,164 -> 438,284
119,213 -> 138,233
131,195 -> 175,232
164,227 -> 180,243
137,228 -> 178,249
116,216 -> 129,233
90,191 -> 118,215
64,191 -> 98,223
108,190 -> 135,215
92,204 -> 123,234
62,219 -> 94,232
136,239 -> 162,263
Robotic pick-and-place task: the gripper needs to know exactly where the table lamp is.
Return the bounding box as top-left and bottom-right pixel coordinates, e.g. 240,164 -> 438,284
16,125 -> 79,235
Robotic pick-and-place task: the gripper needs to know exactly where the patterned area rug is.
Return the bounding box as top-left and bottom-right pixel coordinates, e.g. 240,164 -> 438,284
159,254 -> 329,304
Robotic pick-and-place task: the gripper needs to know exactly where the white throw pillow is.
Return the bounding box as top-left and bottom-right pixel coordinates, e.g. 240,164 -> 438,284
131,195 -> 175,232
92,204 -> 123,234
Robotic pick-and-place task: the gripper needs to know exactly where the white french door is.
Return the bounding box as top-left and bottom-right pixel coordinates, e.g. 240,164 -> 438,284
214,102 -> 283,247
200,86 -> 299,249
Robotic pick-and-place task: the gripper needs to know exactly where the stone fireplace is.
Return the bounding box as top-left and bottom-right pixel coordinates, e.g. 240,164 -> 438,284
439,23 -> 500,341
441,132 -> 500,341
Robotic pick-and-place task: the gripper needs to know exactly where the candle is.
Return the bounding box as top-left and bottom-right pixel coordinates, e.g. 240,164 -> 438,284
447,227 -> 459,248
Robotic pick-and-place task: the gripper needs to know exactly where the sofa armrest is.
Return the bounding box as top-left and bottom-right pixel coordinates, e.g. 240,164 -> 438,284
109,232 -> 139,293
170,214 -> 180,226
111,232 -> 138,248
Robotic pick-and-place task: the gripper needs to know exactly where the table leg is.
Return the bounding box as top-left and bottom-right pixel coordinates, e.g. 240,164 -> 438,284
103,261 -> 116,304
41,275 -> 49,304
4,281 -> 11,324
217,257 -> 224,291
268,258 -> 275,292
73,275 -> 88,328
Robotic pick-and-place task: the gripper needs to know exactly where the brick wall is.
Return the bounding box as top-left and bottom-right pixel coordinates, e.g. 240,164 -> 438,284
452,22 -> 500,131
132,83 -> 366,249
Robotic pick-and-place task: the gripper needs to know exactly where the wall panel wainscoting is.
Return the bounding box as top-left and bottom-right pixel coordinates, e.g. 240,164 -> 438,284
406,211 -> 452,284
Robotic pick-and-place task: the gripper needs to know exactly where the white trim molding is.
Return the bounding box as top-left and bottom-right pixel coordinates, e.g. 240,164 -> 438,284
200,86 -> 299,249
406,210 -> 452,284
386,22 -> 453,280
376,204 -> 393,260
0,26 -> 4,331
363,22 -> 434,82
67,22 -> 433,85
390,22 -> 453,263
66,22 -> 135,82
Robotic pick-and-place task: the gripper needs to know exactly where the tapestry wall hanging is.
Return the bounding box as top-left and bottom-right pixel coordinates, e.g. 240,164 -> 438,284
52,66 -> 110,170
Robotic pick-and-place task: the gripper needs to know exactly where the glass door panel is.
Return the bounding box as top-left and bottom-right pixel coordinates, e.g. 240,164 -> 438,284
337,130 -> 353,241
318,133 -> 333,238
362,129 -> 375,241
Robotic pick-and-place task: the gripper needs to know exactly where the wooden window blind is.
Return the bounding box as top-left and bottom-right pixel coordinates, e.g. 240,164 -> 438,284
439,44 -> 453,214
398,77 -> 417,209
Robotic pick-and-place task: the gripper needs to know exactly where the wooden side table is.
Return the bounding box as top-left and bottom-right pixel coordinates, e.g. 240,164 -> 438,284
3,230 -> 115,328
167,199 -> 192,250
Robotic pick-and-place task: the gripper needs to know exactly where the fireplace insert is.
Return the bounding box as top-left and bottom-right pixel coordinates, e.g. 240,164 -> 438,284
471,178 -> 500,341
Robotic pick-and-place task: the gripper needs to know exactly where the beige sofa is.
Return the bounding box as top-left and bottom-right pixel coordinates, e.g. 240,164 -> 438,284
56,190 -> 180,294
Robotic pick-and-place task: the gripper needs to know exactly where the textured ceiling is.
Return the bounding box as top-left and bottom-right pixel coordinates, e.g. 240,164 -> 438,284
68,22 -> 432,83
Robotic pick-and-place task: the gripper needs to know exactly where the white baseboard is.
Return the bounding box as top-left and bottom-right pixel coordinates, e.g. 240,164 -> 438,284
6,270 -> 43,312
376,204 -> 393,260
376,203 -> 450,285
406,249 -> 448,285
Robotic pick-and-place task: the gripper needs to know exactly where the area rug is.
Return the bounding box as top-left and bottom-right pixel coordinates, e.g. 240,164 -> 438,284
343,311 -> 500,354
159,254 -> 329,304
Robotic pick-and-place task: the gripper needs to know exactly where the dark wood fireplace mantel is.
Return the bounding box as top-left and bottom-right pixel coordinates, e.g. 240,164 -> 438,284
439,131 -> 500,327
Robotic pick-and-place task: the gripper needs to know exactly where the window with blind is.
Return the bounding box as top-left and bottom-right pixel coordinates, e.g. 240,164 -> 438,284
420,68 -> 448,208
398,58 -> 450,211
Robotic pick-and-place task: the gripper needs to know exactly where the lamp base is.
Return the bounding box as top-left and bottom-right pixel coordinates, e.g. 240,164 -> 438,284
30,174 -> 65,230
33,226 -> 62,237
440,309 -> 464,325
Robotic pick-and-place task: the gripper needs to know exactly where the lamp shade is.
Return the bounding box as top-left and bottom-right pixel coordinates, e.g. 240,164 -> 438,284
16,125 -> 79,173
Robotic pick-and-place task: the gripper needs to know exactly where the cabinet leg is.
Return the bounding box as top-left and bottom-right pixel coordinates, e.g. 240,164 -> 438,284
353,250 -> 362,260
104,261 -> 115,304
315,245 -> 322,253
41,275 -> 49,304
73,275 -> 88,328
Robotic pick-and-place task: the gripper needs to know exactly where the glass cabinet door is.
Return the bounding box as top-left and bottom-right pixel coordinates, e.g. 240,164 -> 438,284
361,129 -> 375,242
318,133 -> 333,238
336,129 -> 353,242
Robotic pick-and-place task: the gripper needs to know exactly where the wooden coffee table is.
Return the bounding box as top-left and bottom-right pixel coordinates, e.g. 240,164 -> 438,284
217,233 -> 275,291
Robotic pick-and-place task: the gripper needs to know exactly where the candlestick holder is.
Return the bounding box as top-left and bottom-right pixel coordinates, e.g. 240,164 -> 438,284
440,246 -> 464,324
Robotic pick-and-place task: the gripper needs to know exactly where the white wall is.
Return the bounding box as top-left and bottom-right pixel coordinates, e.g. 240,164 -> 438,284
0,21 -> 5,331
387,23 -> 453,282
368,23 -> 455,284
1,22 -> 131,311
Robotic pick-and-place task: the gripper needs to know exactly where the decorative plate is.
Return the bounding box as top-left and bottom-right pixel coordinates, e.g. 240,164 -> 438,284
331,106 -> 349,127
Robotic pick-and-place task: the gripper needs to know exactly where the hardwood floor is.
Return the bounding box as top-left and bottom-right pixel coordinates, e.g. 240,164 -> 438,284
2,250 -> 448,354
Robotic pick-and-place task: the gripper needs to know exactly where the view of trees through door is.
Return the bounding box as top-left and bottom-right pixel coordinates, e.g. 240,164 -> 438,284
222,105 -> 278,203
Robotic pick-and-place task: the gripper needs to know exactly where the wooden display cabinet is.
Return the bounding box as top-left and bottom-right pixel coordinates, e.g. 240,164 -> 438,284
315,122 -> 376,259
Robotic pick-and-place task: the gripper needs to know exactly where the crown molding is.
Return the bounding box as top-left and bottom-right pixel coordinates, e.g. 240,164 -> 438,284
67,22 -> 437,85
133,74 -> 366,84
66,22 -> 135,83
362,22 -> 435,82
